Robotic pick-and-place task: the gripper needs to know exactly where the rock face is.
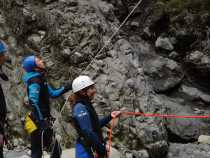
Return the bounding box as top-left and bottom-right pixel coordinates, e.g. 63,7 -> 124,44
198,135 -> 210,145
144,56 -> 184,92
159,95 -> 210,142
167,143 -> 210,158
155,37 -> 174,51
1,0 -> 210,158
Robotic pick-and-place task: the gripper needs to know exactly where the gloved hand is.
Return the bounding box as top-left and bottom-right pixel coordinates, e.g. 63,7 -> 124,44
63,81 -> 72,92
0,73 -> 8,81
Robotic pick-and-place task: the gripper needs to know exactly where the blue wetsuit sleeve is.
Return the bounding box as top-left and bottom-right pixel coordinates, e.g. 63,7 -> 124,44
48,85 -> 65,98
73,104 -> 106,154
99,114 -> 112,127
28,83 -> 43,122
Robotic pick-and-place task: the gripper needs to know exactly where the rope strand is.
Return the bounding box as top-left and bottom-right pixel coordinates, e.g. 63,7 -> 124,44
52,0 -> 145,128
122,112 -> 210,118
51,0 -> 145,156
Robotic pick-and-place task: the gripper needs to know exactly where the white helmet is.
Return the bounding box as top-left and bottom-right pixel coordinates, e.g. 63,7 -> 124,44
72,75 -> 95,93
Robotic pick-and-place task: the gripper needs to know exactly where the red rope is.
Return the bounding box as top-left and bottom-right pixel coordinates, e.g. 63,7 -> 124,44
107,117 -> 115,158
122,112 -> 210,118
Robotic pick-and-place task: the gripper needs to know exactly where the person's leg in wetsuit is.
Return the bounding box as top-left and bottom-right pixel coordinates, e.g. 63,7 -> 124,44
31,130 -> 42,158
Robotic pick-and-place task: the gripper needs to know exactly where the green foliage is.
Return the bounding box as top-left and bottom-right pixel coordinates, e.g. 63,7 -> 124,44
159,0 -> 210,14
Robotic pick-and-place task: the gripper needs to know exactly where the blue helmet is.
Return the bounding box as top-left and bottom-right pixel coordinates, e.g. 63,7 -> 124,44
22,55 -> 37,72
0,41 -> 7,54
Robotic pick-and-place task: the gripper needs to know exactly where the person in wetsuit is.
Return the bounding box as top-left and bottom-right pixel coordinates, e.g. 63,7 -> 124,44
22,55 -> 72,158
70,75 -> 121,158
0,40 -> 9,158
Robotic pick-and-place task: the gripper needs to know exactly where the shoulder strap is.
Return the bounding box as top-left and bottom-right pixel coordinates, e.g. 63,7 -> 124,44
27,77 -> 43,86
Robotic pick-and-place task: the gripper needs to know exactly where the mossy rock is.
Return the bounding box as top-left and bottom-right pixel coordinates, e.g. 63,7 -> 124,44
159,0 -> 210,14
